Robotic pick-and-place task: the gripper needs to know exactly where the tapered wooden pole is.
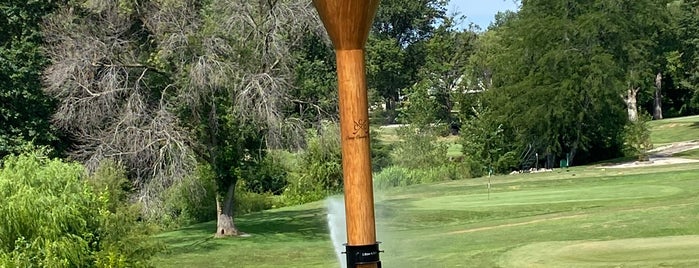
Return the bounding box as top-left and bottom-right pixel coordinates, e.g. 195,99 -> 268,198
311,1 -> 381,267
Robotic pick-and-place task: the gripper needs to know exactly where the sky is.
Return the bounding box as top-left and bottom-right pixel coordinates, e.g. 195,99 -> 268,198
447,0 -> 519,29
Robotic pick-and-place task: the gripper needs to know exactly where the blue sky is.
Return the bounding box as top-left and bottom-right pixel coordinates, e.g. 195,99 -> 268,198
447,0 -> 519,29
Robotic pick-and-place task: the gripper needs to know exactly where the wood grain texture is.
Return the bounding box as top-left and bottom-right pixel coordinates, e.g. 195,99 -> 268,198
312,0 -> 380,50
336,49 -> 376,247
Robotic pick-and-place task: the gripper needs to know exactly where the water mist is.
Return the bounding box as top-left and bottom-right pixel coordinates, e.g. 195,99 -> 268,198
326,197 -> 347,268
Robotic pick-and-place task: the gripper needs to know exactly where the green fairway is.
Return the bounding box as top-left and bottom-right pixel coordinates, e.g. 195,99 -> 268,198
155,161 -> 699,267
500,235 -> 699,267
649,115 -> 699,145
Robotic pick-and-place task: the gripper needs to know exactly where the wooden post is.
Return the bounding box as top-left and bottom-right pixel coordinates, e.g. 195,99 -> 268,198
311,1 -> 381,267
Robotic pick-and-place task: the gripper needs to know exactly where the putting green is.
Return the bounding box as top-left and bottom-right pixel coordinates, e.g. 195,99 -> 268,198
411,185 -> 681,210
499,235 -> 699,267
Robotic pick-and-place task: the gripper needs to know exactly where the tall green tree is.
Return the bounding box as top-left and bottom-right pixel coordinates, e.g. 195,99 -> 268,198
287,31 -> 338,128
366,0 -> 447,121
0,0 -> 62,157
478,0 -> 677,165
409,17 -> 478,125
665,0 -> 699,114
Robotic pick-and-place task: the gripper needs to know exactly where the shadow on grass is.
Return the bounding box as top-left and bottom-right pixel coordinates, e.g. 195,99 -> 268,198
158,207 -> 328,255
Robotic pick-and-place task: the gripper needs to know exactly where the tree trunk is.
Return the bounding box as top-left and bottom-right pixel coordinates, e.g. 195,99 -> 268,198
215,183 -> 241,237
624,87 -> 639,122
654,72 -> 663,120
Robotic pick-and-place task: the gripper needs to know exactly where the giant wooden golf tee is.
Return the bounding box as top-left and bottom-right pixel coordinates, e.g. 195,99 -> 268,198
311,0 -> 382,267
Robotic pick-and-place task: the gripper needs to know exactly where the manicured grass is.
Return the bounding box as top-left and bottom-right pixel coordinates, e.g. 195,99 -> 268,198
649,115 -> 699,145
155,162 -> 699,267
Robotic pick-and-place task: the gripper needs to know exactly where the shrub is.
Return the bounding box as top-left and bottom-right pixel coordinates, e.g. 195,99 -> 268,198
370,128 -> 393,172
374,164 -> 470,190
373,166 -> 414,189
0,152 -> 162,267
243,151 -> 289,195
160,164 -> 217,228
281,123 -> 342,205
234,182 -> 275,214
623,114 -> 653,161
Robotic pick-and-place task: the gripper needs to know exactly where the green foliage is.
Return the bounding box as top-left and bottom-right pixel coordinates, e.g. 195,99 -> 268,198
0,0 -> 64,158
666,0 -> 699,115
392,126 -> 448,169
624,114 -> 654,161
370,128 -> 393,172
401,79 -> 442,126
373,164 -> 470,190
288,32 -> 338,126
460,105 -> 520,174
87,159 -> 131,212
234,183 -> 275,215
367,0 -> 448,114
0,152 -> 161,267
373,166 -> 417,189
465,0 -> 664,165
159,165 -> 217,229
242,152 -> 289,195
281,124 -> 342,205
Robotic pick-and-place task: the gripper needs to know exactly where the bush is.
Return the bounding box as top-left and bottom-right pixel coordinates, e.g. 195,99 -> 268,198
234,182 -> 275,214
0,152 -> 162,267
159,164 -> 217,229
370,128 -> 393,172
242,151 -> 289,195
281,123 -> 342,205
373,166 -> 414,189
623,114 -> 653,161
373,164 -> 470,190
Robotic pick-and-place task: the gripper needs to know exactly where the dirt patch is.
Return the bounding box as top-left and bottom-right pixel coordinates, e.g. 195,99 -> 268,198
650,140 -> 699,157
602,141 -> 699,169
603,157 -> 699,169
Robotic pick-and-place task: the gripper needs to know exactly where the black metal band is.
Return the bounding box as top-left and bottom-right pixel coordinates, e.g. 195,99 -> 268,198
344,242 -> 382,268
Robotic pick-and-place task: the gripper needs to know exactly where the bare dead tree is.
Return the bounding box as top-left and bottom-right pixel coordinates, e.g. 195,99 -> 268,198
43,0 -> 196,220
654,72 -> 663,120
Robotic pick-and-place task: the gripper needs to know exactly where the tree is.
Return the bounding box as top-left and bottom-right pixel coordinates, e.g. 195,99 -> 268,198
43,0 -> 315,236
413,17 -> 479,125
171,0 -> 315,236
665,0 -> 699,115
0,0 -> 63,157
366,0 -> 448,121
287,30 -> 338,129
478,0 -> 655,165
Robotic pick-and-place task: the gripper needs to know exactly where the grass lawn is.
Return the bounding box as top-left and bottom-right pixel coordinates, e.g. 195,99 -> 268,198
155,115 -> 699,267
649,115 -> 699,145
155,162 -> 699,267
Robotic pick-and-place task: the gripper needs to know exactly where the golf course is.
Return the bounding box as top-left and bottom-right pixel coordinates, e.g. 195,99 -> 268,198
153,116 -> 699,267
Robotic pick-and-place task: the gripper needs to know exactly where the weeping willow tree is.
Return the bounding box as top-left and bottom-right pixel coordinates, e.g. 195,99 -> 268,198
43,0 -> 318,235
